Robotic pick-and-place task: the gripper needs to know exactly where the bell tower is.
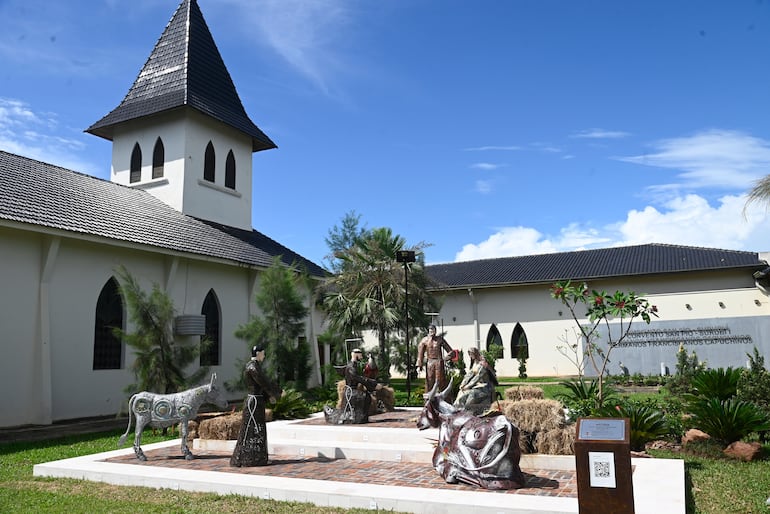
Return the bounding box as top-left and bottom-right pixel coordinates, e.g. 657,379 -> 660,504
86,0 -> 275,231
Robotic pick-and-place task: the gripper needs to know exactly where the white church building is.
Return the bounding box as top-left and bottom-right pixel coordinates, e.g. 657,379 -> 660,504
0,0 -> 326,428
424,244 -> 770,379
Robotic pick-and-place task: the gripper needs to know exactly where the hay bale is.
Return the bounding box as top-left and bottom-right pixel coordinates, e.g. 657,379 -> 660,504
370,386 -> 395,414
335,379 -> 347,409
504,385 -> 545,401
186,420 -> 198,441
498,399 -> 565,433
198,412 -> 241,440
534,426 -> 576,455
337,379 -> 394,414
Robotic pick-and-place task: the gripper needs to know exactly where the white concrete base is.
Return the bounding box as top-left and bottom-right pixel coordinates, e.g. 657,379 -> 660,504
33,410 -> 685,514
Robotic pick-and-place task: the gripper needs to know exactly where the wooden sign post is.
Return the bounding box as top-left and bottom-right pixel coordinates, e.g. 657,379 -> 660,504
574,417 -> 634,514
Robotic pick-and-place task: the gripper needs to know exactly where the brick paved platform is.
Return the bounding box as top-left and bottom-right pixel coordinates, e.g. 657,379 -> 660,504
33,408 -> 685,514
105,446 -> 576,498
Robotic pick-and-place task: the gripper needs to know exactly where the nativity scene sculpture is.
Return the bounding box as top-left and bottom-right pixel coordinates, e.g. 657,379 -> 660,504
324,348 -> 384,424
417,379 -> 525,490
453,347 -> 498,415
118,373 -> 229,461
231,345 -> 283,467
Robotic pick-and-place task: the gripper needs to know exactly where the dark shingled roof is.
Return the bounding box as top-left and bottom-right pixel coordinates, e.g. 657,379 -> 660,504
426,244 -> 766,289
86,0 -> 276,152
0,151 -> 325,277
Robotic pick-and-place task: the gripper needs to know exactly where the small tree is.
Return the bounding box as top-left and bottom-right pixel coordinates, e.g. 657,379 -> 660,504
515,345 -> 528,379
737,347 -> 770,418
115,265 -> 207,395
550,280 -> 658,409
666,343 -> 705,395
234,257 -> 310,391
555,327 -> 589,376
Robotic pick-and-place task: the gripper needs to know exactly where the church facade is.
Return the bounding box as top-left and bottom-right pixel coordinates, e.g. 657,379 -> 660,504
0,0 -> 325,428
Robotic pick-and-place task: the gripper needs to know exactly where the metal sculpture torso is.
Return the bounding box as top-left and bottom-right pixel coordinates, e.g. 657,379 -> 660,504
118,374 -> 228,461
417,381 -> 525,490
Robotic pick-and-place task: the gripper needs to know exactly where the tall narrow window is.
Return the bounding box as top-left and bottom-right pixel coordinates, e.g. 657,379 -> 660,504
485,324 -> 504,359
511,322 -> 529,361
225,150 -> 236,189
204,141 -> 215,182
152,138 -> 165,179
130,143 -> 142,183
93,277 -> 123,370
200,290 -> 220,366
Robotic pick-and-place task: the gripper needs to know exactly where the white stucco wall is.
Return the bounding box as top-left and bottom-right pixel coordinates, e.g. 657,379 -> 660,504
363,269 -> 770,380
0,224 -> 323,427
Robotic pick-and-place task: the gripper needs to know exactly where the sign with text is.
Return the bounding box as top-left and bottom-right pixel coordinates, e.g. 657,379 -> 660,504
578,418 -> 626,441
575,418 -> 634,514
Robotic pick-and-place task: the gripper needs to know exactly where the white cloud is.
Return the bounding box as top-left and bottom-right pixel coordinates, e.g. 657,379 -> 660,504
464,145 -> 522,152
571,129 -> 630,139
223,0 -> 353,95
455,225 -> 611,261
474,180 -> 493,194
613,194 -> 766,249
0,97 -> 96,175
470,162 -> 503,170
618,129 -> 770,190
454,193 -> 768,262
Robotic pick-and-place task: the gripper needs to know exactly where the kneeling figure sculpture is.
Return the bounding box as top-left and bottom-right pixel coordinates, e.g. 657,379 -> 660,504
417,380 -> 525,490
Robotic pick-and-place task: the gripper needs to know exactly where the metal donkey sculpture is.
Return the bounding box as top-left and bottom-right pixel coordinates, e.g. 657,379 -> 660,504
417,379 -> 525,490
118,373 -> 229,461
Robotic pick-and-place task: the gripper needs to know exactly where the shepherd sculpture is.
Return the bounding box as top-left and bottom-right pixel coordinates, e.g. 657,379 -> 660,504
118,373 -> 229,461
417,379 -> 525,490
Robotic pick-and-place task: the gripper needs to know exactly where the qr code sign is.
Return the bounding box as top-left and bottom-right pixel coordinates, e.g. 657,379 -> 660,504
593,460 -> 611,478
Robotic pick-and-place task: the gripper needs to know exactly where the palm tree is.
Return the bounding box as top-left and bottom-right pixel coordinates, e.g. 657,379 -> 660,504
322,227 -> 438,381
744,175 -> 770,214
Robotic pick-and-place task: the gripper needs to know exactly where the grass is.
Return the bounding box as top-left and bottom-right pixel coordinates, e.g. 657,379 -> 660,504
0,430 -> 388,514
649,448 -> 770,513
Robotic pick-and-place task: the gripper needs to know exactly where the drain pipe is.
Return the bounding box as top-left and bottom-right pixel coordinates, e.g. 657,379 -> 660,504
468,288 -> 480,350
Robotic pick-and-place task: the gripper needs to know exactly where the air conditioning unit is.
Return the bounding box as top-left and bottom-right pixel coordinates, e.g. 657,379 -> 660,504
174,315 -> 206,335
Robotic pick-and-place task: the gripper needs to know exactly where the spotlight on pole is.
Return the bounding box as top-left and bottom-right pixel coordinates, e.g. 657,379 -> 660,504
396,250 -> 416,400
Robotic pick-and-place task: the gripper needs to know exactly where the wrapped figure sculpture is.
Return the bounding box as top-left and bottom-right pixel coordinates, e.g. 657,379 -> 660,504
417,379 -> 525,490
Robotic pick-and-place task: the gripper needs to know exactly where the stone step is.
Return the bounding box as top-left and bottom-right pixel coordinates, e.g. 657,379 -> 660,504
195,437 -> 435,463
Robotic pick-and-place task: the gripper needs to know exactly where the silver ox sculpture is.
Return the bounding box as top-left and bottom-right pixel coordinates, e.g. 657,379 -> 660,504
118,373 -> 228,461
417,380 -> 525,490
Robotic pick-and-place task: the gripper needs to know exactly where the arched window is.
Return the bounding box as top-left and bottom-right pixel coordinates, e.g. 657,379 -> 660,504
485,324 -> 504,359
130,143 -> 142,183
204,141 -> 215,182
152,138 -> 165,179
200,290 -> 220,366
225,150 -> 236,189
511,322 -> 529,360
93,277 -> 123,370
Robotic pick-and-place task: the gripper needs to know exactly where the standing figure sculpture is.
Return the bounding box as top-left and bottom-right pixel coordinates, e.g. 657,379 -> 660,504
416,324 -> 454,394
454,347 -> 498,414
324,348 -> 383,424
230,345 -> 282,467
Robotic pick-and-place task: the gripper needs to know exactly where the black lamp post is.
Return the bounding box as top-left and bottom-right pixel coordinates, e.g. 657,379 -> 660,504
396,250 -> 416,400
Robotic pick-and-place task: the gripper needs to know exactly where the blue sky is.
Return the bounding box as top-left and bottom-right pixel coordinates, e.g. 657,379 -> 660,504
2,0 -> 770,266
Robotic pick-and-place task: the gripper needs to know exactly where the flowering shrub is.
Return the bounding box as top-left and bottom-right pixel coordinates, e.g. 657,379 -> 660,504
550,280 -> 658,408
